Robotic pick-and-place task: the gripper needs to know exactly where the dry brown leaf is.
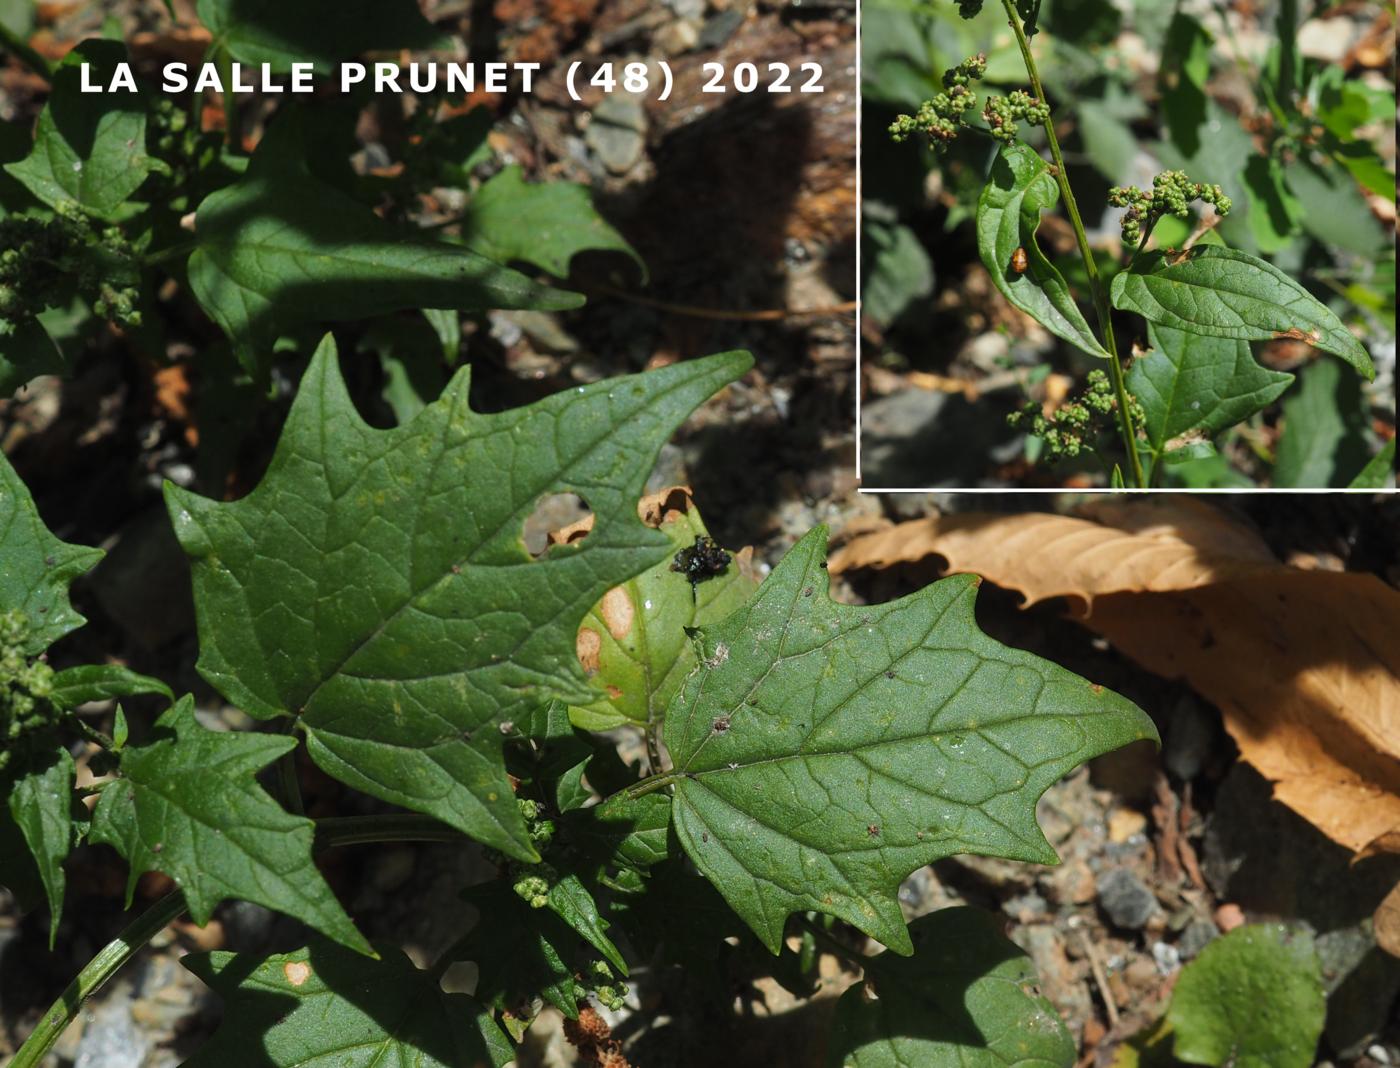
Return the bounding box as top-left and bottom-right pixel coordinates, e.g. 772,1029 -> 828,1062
1375,883 -> 1400,957
830,499 -> 1400,861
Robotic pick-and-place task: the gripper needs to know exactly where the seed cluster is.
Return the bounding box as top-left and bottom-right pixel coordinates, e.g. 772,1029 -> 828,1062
0,201 -> 142,331
889,54 -> 1049,152
1007,370 -> 1146,460
1108,170 -> 1232,245
0,611 -> 58,777
982,90 -> 1051,144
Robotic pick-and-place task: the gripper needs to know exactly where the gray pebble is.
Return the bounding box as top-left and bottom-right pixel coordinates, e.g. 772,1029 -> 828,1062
1096,867 -> 1159,930
1177,917 -> 1220,960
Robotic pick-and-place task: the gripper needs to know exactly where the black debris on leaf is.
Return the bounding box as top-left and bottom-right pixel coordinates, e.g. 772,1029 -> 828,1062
671,535 -> 731,588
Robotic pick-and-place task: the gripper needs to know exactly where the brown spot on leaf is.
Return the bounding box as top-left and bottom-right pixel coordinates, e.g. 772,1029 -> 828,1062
606,685 -> 623,699
600,586 -> 634,640
1273,327 -> 1321,344
283,961 -> 312,986
576,627 -> 602,675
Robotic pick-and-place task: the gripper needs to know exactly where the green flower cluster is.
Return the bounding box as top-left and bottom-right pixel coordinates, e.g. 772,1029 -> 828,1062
147,98 -> 221,203
500,797 -> 563,907
0,201 -> 142,330
1108,170 -> 1232,245
573,959 -> 627,1012
888,55 -> 985,149
982,90 -> 1051,144
512,866 -> 555,909
0,611 -> 58,777
1008,370 -> 1145,460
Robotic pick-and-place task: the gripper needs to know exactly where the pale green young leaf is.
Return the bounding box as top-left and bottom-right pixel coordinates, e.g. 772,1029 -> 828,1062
1110,247 -> 1374,379
828,907 -> 1074,1068
6,750 -> 76,946
4,41 -> 156,218
1127,323 -> 1293,454
182,941 -> 511,1068
570,491 -> 758,732
187,115 -> 583,371
1167,925 -> 1324,1068
89,696 -> 370,954
195,0 -> 448,73
48,664 -> 174,708
463,165 -> 645,281
977,143 -> 1110,360
164,337 -> 751,861
665,527 -> 1157,955
0,450 -> 103,655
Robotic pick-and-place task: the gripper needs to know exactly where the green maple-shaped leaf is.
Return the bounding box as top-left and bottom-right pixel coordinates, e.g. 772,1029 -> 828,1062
89,696 -> 369,953
827,906 -> 1074,1068
181,940 -> 511,1068
165,337 -> 751,860
664,527 -> 1157,955
187,114 -> 582,371
462,164 -> 646,281
0,450 -> 103,655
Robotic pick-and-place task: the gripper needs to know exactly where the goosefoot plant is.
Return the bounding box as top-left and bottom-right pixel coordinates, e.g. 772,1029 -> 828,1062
889,0 -> 1376,488
2,340 -> 1157,1065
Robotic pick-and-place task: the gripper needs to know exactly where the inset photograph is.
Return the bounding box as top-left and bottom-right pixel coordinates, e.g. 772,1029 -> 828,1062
860,0 -> 1395,489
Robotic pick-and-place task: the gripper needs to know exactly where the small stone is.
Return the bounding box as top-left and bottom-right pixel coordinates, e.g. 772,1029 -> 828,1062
1214,902 -> 1246,931
1096,868 -> 1159,930
1108,808 -> 1148,844
1003,890 -> 1048,923
1151,941 -> 1181,975
1043,858 -> 1096,906
1177,918 -> 1220,960
586,94 -> 647,176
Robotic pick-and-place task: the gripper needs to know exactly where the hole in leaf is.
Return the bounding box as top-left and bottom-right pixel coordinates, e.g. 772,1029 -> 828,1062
522,493 -> 591,558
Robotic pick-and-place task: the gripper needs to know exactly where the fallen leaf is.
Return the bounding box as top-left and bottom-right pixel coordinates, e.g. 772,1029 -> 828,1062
831,499 -> 1400,861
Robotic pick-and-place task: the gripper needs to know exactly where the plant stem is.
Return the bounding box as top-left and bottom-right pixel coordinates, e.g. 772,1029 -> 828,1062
314,813 -> 466,849
10,813 -> 470,1064
998,0 -> 1147,489
272,723 -> 304,816
0,22 -> 53,81
144,242 -> 196,268
217,47 -> 238,150
9,892 -> 186,1068
621,770 -> 687,801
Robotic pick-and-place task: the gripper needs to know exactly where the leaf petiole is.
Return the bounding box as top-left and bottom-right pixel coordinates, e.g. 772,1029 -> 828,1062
9,891 -> 187,1068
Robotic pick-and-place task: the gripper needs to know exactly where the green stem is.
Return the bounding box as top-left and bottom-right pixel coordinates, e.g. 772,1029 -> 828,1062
314,813 -> 466,850
144,242 -> 196,268
9,891 -> 187,1068
272,723 -> 304,817
0,21 -> 52,81
623,770 -> 688,800
13,814 -> 467,1064
998,0 -> 1147,489
217,48 -> 238,150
